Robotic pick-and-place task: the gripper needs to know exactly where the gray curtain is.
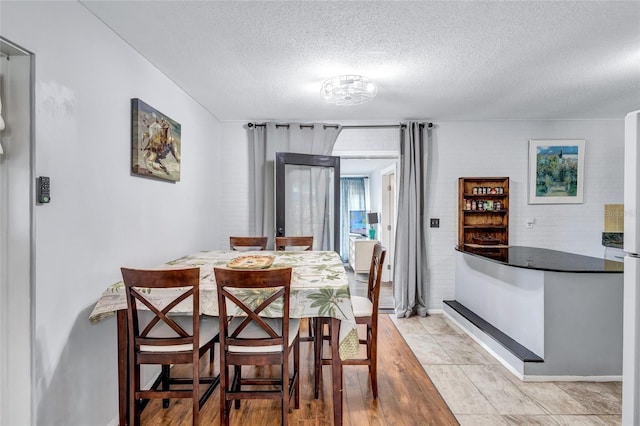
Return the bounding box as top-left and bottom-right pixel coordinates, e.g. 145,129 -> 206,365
252,123 -> 342,249
393,121 -> 430,318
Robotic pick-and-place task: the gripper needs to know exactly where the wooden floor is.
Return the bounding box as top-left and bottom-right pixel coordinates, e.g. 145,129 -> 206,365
139,314 -> 458,425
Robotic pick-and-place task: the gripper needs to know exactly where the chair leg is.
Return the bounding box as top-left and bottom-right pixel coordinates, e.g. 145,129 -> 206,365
282,400 -> 289,426
313,318 -> 323,399
130,364 -> 141,426
370,324 -> 378,399
234,365 -> 241,409
366,326 -> 372,371
192,359 -> 200,426
220,364 -> 229,426
162,364 -> 170,409
282,351 -> 289,426
308,317 -> 314,340
294,336 -> 300,409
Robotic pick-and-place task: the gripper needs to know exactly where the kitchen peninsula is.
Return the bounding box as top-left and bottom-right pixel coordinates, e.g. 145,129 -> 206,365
444,246 -> 624,381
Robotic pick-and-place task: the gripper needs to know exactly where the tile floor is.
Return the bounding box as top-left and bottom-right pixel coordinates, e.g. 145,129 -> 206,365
389,314 -> 622,426
346,266 -> 621,424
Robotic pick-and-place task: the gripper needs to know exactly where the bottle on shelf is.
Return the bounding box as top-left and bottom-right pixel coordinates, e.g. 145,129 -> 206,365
458,177 -> 509,259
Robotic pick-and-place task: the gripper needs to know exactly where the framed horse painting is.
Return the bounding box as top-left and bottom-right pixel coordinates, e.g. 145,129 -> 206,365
131,98 -> 181,182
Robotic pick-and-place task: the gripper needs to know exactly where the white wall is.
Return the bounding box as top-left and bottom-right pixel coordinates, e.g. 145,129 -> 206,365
334,126 -> 399,153
427,120 -> 624,309
217,122 -> 255,244
2,2 -> 223,424
221,120 -> 624,311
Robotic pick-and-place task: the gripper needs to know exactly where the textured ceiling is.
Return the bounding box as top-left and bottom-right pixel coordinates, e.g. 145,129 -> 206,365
81,1 -> 640,122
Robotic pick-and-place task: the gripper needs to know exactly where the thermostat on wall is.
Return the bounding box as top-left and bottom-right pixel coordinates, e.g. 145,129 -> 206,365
37,176 -> 50,204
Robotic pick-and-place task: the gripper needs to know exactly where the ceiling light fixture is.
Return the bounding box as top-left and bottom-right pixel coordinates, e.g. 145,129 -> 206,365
320,75 -> 377,106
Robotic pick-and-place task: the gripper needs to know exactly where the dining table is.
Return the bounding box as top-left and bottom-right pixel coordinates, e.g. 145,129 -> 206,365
89,249 -> 358,425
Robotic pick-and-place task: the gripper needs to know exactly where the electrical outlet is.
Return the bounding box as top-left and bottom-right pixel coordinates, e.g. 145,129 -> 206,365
430,218 -> 440,228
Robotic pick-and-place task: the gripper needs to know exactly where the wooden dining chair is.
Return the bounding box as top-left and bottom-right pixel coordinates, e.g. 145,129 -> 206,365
213,267 -> 300,426
275,236 -> 313,251
313,243 -> 387,399
229,236 -> 268,251
120,267 -> 220,426
275,235 -> 315,341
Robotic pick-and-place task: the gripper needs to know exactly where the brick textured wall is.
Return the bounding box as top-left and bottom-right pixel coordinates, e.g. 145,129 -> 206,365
220,120 -> 624,311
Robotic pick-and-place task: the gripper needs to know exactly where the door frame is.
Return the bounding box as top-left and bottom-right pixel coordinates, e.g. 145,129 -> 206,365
0,37 -> 34,426
380,166 -> 397,283
275,152 -> 340,252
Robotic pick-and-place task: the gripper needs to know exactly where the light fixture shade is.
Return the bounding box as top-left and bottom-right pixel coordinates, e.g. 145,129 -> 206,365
320,75 -> 377,106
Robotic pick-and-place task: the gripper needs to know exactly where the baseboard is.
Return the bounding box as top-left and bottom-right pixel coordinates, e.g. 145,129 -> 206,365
379,308 -> 445,317
442,305 -> 622,382
442,308 -> 527,380
520,374 -> 621,382
443,300 -> 543,362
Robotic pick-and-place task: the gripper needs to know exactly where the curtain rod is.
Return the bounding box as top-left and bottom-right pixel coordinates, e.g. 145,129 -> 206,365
342,124 -> 432,129
247,122 -> 433,129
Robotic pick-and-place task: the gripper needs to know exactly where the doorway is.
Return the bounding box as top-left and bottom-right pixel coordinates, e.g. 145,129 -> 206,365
0,37 -> 34,425
332,127 -> 400,312
339,157 -> 398,312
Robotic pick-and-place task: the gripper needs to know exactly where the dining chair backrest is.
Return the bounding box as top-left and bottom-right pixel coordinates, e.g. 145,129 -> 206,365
366,243 -> 387,313
214,267 -> 293,351
213,266 -> 300,425
120,267 -> 219,426
229,236 -> 268,251
275,236 -> 313,251
122,267 -> 202,354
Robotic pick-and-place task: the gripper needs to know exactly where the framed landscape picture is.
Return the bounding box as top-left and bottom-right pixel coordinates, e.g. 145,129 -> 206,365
131,98 -> 181,182
528,139 -> 585,204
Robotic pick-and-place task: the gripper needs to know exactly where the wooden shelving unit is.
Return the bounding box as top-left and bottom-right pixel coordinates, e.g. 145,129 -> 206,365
458,177 -> 509,260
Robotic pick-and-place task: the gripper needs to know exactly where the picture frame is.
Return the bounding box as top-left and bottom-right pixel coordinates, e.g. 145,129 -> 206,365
528,139 -> 585,204
131,98 -> 181,182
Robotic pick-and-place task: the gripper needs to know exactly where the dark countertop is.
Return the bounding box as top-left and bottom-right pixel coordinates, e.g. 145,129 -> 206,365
456,245 -> 624,273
